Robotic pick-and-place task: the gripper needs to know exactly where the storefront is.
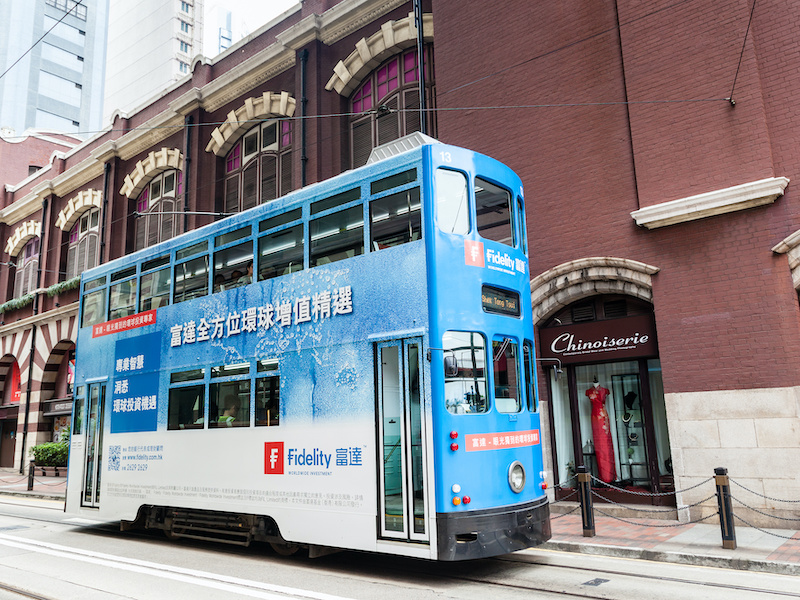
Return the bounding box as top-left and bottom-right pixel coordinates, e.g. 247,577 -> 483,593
539,295 -> 674,505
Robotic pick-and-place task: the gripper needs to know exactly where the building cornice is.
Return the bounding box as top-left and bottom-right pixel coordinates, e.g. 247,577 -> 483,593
631,177 -> 790,229
318,0 -> 408,45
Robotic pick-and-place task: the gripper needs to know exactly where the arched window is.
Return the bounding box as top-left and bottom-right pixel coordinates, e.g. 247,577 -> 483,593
65,208 -> 100,280
350,47 -> 435,168
14,238 -> 39,297
134,169 -> 182,251
2,361 -> 20,405
223,119 -> 293,214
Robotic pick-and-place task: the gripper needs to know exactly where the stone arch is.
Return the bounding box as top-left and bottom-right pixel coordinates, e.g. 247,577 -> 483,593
40,340 -> 75,403
55,189 -> 102,231
204,91 -> 297,157
119,148 -> 184,198
5,221 -> 41,257
0,354 -> 20,404
530,257 -> 660,326
325,12 -> 434,97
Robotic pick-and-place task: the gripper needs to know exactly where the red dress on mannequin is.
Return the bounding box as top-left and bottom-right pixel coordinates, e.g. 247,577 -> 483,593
586,385 -> 617,483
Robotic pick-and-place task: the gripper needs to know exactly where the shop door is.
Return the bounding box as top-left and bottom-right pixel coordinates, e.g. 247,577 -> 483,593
377,338 -> 428,542
0,420 -> 16,468
82,382 -> 106,507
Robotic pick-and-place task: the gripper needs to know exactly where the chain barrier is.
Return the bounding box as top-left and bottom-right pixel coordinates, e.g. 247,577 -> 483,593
551,504 -> 581,520
0,476 -> 29,485
731,495 -> 800,522
593,506 -> 720,528
551,488 -> 578,504
733,513 -> 800,541
730,478 -> 800,504
588,473 -> 713,497
591,489 -> 716,515
552,474 -> 577,491
30,477 -> 66,487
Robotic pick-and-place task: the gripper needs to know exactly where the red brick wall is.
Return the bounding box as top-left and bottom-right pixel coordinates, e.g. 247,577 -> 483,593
433,0 -> 800,393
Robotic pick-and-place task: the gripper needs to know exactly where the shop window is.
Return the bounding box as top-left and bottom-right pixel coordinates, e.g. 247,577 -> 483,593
442,331 -> 487,414
66,208 -> 99,280
134,170 -> 182,251
223,120 -> 292,214
2,361 -> 20,405
349,47 -> 436,168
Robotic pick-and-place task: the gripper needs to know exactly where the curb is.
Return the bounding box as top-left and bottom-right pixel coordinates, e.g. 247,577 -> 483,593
541,540 -> 800,577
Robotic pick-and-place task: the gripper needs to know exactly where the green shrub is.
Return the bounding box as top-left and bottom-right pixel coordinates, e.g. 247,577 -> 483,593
29,440 -> 69,467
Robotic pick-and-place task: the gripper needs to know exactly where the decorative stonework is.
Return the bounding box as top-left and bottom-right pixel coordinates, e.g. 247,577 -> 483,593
319,0 -> 408,45
205,92 -> 297,156
325,12 -> 434,97
54,189 -> 102,232
771,227 -> 800,289
529,257 -> 660,325
630,177 -> 790,229
119,148 -> 184,199
5,220 -> 41,257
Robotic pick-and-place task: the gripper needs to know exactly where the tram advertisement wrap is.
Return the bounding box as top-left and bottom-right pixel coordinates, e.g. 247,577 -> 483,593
103,424 -> 375,515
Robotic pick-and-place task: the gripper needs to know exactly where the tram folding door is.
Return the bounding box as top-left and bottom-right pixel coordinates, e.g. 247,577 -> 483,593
82,382 -> 106,507
377,338 -> 428,542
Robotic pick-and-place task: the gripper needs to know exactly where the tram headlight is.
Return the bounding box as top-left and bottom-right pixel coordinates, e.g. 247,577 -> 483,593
508,461 -> 526,493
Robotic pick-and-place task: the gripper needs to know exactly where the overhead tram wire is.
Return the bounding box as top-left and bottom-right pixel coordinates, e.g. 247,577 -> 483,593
727,0 -> 758,106
0,1 -> 86,83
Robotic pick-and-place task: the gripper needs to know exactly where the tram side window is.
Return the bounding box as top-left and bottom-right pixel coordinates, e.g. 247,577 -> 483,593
310,206 -> 364,267
174,255 -> 209,304
370,187 -> 421,250
523,340 -> 537,412
442,331 -> 488,414
435,169 -> 469,235
209,363 -> 251,427
140,265 -> 171,311
168,369 -> 206,430
493,336 -> 521,413
213,240 -> 253,292
255,358 -> 279,426
475,177 -> 515,247
81,288 -> 105,327
258,224 -> 303,281
109,278 -> 137,320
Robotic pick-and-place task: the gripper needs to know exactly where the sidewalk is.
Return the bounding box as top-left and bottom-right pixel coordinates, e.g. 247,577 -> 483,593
540,503 -> 800,576
0,472 -> 66,501
0,475 -> 798,575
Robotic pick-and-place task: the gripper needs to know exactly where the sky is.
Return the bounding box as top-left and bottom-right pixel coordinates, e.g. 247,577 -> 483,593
204,0 -> 301,55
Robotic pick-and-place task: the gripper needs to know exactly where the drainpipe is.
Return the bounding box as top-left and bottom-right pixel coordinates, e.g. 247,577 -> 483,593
300,49 -> 308,187
100,162 -> 110,262
184,115 -> 192,230
19,197 -> 49,473
413,0 -> 427,134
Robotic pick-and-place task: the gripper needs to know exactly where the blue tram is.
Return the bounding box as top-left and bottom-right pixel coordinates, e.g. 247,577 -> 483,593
65,134 -> 551,560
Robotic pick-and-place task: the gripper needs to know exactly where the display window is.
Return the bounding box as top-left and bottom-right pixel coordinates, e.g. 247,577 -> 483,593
540,295 -> 674,504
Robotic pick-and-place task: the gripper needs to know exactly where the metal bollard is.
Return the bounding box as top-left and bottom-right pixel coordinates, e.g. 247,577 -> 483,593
577,465 -> 595,537
27,461 -> 34,491
714,467 -> 737,550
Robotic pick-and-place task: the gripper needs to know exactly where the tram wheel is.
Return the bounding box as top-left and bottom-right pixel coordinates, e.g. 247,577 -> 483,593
270,541 -> 300,556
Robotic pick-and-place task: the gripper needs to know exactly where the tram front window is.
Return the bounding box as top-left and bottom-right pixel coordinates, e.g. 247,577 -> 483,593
442,331 -> 488,414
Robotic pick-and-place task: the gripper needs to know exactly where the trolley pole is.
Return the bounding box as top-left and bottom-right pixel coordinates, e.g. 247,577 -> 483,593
714,467 -> 737,550
577,465 -> 595,537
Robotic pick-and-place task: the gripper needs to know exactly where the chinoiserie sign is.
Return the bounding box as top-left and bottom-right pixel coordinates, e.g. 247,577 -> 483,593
539,314 -> 658,365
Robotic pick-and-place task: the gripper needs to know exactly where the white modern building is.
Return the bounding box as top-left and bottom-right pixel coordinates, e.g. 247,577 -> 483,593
0,0 -> 109,137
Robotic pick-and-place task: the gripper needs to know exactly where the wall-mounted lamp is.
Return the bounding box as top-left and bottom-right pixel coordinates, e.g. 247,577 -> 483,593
537,358 -> 564,381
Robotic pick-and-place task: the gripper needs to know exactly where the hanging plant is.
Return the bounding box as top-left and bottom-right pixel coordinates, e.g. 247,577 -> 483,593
46,276 -> 80,298
0,293 -> 35,314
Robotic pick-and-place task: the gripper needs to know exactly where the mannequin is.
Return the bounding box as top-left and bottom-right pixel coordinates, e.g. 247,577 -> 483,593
585,376 -> 617,483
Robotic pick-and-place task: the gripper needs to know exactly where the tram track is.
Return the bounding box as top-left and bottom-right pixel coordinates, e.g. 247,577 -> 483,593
0,507 -> 797,600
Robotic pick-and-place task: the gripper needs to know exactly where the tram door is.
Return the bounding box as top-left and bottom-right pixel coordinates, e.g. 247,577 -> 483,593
377,338 -> 428,542
82,382 -> 106,507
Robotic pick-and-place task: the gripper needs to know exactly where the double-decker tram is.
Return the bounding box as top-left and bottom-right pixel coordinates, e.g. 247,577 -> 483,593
66,134 -> 551,560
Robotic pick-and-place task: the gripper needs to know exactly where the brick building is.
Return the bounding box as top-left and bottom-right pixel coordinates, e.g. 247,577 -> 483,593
0,0 -> 797,524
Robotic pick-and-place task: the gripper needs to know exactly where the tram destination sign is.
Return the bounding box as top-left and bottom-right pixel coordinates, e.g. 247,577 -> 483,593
539,314 -> 658,365
481,285 -> 520,316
